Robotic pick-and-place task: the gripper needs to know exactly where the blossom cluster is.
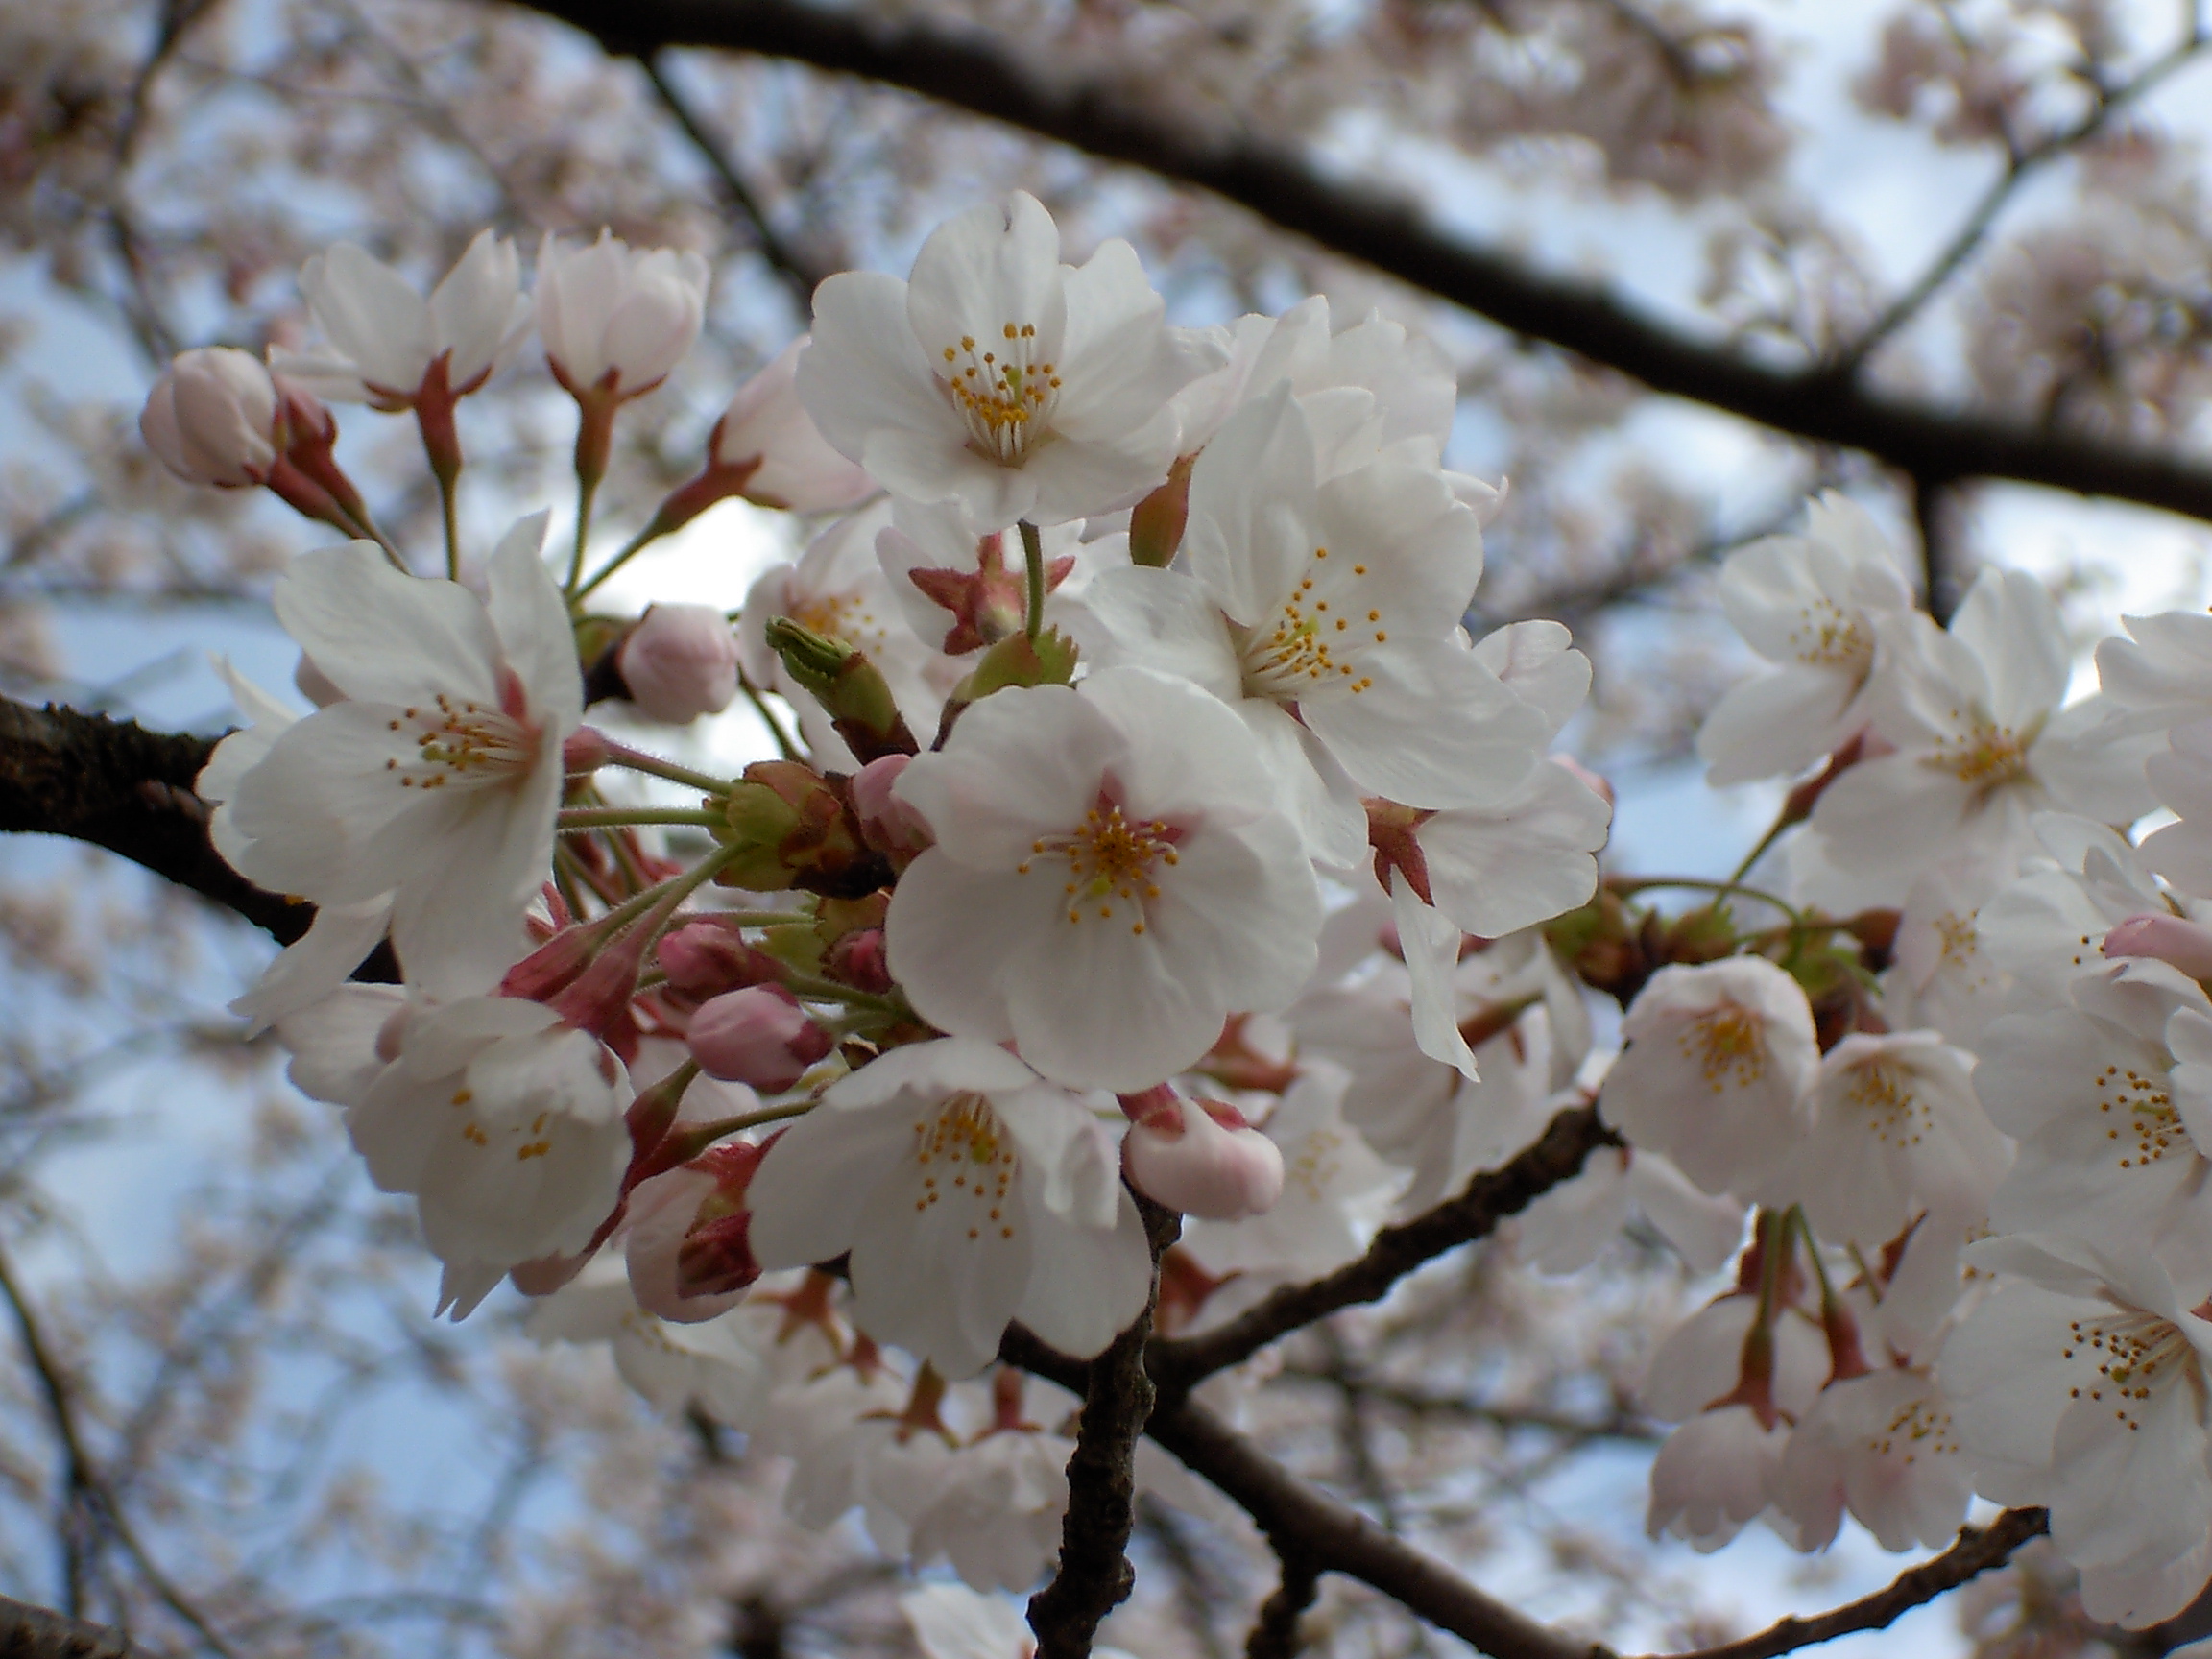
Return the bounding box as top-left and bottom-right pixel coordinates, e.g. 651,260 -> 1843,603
146,189 -> 2212,1629
148,197 -> 1610,1596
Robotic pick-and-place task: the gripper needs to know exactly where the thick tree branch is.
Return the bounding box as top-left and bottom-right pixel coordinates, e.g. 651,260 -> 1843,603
0,698 -> 309,944
1027,1201 -> 1180,1659
504,0 -> 2212,521
0,1595 -> 139,1659
1149,1104 -> 1616,1391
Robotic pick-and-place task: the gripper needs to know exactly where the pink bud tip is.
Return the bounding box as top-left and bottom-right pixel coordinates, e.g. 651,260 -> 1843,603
1121,1095 -> 1284,1221
826,927 -> 893,994
625,1140 -> 767,1323
616,605 -> 739,724
851,754 -> 932,858
686,984 -> 832,1092
657,918 -> 778,998
2104,912 -> 2212,981
563,728 -> 613,774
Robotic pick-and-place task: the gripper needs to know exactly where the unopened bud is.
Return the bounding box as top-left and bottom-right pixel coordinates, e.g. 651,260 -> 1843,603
563,727 -> 614,775
687,984 -> 831,1092
718,759 -> 887,898
1120,1093 -> 1284,1220
850,755 -> 931,862
657,916 -> 780,998
1128,452 -> 1194,568
616,604 -> 739,724
2104,912 -> 2212,980
141,348 -> 278,486
624,1139 -> 768,1322
825,926 -> 893,994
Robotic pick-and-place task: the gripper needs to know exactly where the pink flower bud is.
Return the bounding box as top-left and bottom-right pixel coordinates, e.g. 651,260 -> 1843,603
624,1139 -> 767,1322
1121,1094 -> 1284,1221
826,927 -> 893,994
657,918 -> 778,998
851,754 -> 931,858
2104,912 -> 2212,980
535,231 -> 709,397
563,727 -> 613,775
615,605 -> 738,724
687,984 -> 831,1092
140,348 -> 278,486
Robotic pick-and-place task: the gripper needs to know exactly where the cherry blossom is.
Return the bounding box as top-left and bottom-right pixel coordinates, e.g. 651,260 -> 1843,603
1598,956 -> 1820,1196
798,190 -> 1214,528
886,667 -> 1322,1090
534,231 -> 709,398
269,228 -> 530,407
744,1039 -> 1151,1376
614,604 -> 737,723
207,515 -> 579,994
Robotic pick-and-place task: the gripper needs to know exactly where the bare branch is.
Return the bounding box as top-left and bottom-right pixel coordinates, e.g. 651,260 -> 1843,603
636,52 -> 830,310
1244,1551 -> 1318,1659
1027,1201 -> 1181,1659
1148,1105 -> 1617,1391
1629,1507 -> 2050,1659
0,697 -> 308,945
504,0 -> 2212,523
0,1594 -> 141,1659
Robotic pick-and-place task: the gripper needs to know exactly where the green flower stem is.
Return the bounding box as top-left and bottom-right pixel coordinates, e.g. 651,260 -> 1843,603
1020,518 -> 1046,640
555,806 -> 725,830
597,737 -> 734,797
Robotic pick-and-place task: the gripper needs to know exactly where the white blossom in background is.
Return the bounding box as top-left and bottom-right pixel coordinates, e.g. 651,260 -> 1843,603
270,229 -> 531,406
1804,566 -> 2158,902
707,336 -> 878,512
886,668 -> 1321,1091
799,190 -> 1215,528
1695,492 -> 1915,786
535,230 -> 709,397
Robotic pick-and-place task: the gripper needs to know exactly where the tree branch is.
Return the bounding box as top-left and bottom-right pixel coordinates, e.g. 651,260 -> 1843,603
0,1595 -> 140,1659
503,0 -> 2212,523
1244,1551 -> 1318,1659
1027,1201 -> 1180,1659
1148,1104 -> 1616,1392
0,697 -> 310,945
1633,1507 -> 2050,1659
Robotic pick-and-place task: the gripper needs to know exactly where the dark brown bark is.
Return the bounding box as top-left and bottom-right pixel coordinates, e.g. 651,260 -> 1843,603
503,0 -> 2212,524
0,1597 -> 139,1659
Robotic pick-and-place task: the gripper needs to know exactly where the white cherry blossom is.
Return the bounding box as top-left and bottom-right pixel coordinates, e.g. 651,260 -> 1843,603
535,231 -> 709,397
886,667 -> 1322,1091
207,516 -> 577,994
1599,956 -> 1820,1196
270,228 -> 530,406
1695,493 -> 1916,786
744,1039 -> 1151,1377
1085,385 -> 1548,864
798,190 -> 1214,529
1775,1367 -> 1974,1551
1942,1233 -> 2212,1625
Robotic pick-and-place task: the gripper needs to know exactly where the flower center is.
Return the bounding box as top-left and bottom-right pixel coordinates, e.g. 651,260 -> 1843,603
1863,1391 -> 1960,1462
939,322 -> 1060,467
2060,1309 -> 2200,1431
1790,598 -> 1873,674
1921,718 -> 2030,791
791,588 -> 887,652
910,1093 -> 1019,1244
385,692 -> 537,792
2095,1060 -> 2183,1171
1236,546 -> 1380,704
1016,798 -> 1182,936
1681,1003 -> 1767,1092
1843,1059 -> 1935,1148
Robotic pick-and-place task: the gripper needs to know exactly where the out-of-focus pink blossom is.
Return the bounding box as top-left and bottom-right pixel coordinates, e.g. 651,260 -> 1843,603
2104,912 -> 2212,981
1120,1090 -> 1284,1220
615,605 -> 738,724
140,348 -> 278,486
535,230 -> 708,398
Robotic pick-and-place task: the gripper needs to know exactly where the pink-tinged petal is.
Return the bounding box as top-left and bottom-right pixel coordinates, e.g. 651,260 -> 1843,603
301,243 -> 435,396
484,512 -> 583,730
1391,871 -> 1479,1081
1695,663 -> 1862,786
824,1036 -> 1042,1113
385,750 -> 558,996
1002,903 -> 1228,1092
1181,384 -> 1319,626
1417,759 -> 1610,938
1312,453 -> 1483,620
848,1151 -> 1036,1379
1014,433 -> 1177,522
232,894 -> 394,1035
275,984 -> 405,1105
883,855 -> 1035,1046
1238,700 -> 1366,870
273,543 -> 503,708
1077,665 -> 1279,827
1471,620 -> 1589,740
894,683 -> 1122,865
227,701 -> 429,900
